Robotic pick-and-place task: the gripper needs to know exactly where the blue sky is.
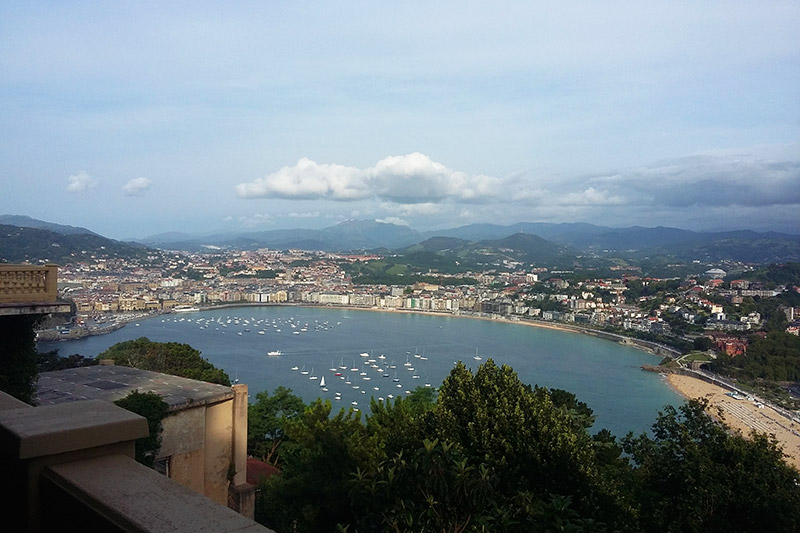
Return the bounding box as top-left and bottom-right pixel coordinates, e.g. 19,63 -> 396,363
1,1 -> 798,239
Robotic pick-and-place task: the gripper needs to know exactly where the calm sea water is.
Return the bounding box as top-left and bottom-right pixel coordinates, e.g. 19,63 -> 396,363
38,306 -> 681,437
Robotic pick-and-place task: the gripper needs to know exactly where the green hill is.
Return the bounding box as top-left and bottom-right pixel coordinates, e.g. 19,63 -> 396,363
0,224 -> 151,264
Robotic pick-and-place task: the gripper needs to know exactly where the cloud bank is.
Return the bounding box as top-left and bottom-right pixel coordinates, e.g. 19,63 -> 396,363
235,153 -> 502,204
234,148 -> 800,234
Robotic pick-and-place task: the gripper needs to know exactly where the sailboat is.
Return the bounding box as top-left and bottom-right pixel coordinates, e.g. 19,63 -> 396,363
473,348 -> 482,361
320,376 -> 327,391
300,364 -> 309,375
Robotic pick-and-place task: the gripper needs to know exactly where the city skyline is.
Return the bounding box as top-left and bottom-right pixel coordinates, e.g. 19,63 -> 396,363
1,2 -> 798,239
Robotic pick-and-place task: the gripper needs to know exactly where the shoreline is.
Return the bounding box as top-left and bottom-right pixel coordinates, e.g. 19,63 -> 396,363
46,302 -> 680,359
202,303 -> 679,359
666,373 -> 800,470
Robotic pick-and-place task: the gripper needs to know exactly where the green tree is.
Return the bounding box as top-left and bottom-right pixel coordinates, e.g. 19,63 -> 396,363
623,398 -> 800,532
248,386 -> 306,464
0,315 -> 42,404
350,438 -> 496,532
98,337 -> 230,385
256,401 -> 376,532
37,349 -> 97,372
710,332 -> 800,382
114,390 -> 169,468
426,360 -> 632,528
693,336 -> 713,351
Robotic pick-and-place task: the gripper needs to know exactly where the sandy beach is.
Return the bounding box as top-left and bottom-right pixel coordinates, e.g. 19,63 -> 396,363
667,373 -> 800,470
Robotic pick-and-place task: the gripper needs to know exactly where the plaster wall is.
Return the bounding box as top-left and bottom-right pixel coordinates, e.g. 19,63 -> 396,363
204,400 -> 233,505
159,407 -> 205,457
170,448 -> 205,494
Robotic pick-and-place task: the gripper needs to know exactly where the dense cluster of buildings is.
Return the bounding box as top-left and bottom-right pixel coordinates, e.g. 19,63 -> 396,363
47,248 -> 799,351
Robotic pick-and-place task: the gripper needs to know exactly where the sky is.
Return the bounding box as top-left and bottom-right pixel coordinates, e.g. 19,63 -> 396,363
1,1 -> 798,240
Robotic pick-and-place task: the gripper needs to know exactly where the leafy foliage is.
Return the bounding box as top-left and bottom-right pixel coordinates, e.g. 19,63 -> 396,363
248,386 -> 306,463
114,390 -> 169,468
623,398 -> 800,532
0,315 -> 42,404
37,350 -> 98,372
735,262 -> 800,286
255,401 -> 374,531
97,337 -> 230,385
710,332 -> 800,381
252,362 -> 800,533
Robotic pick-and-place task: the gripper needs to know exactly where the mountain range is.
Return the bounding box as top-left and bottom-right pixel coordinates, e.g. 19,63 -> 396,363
2,215 -> 799,265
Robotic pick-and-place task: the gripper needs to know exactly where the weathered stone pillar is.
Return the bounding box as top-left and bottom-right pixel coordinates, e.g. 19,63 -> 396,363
228,383 -> 255,519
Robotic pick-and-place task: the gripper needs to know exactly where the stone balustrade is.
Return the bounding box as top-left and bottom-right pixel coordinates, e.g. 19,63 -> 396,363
0,392 -> 272,532
0,264 -> 58,303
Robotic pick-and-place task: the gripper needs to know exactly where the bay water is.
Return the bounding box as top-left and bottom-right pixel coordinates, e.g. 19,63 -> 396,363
38,306 -> 681,437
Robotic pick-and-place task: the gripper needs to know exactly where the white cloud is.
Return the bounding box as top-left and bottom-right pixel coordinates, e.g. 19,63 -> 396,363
380,202 -> 443,216
288,211 -> 320,218
375,216 -> 409,226
235,158 -> 367,200
560,187 -> 626,206
235,153 -> 502,204
66,170 -> 97,193
123,177 -> 152,196
367,153 -> 501,203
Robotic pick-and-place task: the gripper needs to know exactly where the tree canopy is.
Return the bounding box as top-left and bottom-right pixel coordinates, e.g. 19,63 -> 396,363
0,315 -> 42,404
623,398 -> 800,532
248,386 -> 306,463
711,332 -> 800,381
250,361 -> 800,533
97,337 -> 230,385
